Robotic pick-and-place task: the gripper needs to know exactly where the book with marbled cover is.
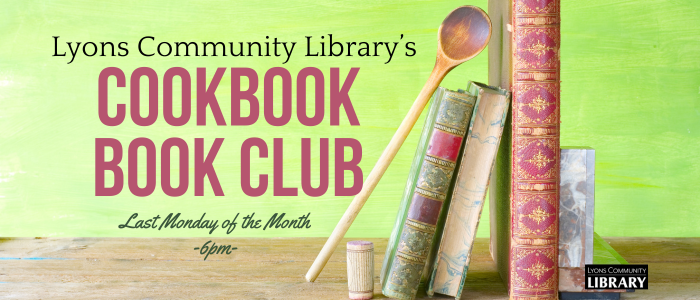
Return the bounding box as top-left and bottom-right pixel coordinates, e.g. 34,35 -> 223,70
487,0 -> 561,299
380,87 -> 476,300
427,82 -> 510,299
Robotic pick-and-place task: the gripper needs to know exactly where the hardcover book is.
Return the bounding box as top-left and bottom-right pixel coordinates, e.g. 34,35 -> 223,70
487,0 -> 514,286
558,148 -> 631,294
488,0 -> 561,298
427,82 -> 510,298
380,87 -> 476,300
559,147 -> 595,270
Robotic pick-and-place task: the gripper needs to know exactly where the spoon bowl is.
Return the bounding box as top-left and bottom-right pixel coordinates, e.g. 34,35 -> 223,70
439,6 -> 492,64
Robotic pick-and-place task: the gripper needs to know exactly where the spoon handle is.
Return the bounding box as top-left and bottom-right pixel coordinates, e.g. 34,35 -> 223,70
305,65 -> 449,282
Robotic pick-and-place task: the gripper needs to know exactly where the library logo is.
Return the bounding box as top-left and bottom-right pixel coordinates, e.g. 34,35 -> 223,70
585,264 -> 648,289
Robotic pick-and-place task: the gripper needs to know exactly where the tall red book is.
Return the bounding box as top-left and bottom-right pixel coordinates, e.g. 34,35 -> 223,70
488,0 -> 561,299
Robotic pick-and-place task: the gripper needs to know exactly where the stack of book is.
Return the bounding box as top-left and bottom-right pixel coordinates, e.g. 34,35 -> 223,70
379,1 -> 633,300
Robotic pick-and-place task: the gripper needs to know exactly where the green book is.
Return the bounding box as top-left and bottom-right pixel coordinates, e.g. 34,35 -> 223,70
380,87 -> 476,300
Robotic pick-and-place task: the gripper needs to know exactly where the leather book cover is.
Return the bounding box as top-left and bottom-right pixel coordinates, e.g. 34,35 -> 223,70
509,0 -> 561,299
487,0 -> 561,298
380,87 -> 476,300
427,81 -> 510,298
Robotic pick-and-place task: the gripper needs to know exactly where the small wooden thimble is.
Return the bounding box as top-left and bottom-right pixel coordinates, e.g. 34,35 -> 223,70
347,241 -> 374,300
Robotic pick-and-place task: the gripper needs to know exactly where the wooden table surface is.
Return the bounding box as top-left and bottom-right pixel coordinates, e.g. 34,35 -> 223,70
0,237 -> 698,299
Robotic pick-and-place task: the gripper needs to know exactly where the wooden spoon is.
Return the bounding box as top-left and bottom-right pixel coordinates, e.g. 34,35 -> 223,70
305,5 -> 491,282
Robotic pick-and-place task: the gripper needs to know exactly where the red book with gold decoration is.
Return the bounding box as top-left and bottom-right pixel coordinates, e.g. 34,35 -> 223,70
488,0 -> 561,299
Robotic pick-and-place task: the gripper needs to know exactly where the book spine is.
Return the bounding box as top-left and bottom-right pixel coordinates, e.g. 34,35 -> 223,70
428,82 -> 510,298
381,88 -> 445,289
382,89 -> 475,300
559,148 -> 595,269
559,148 -> 596,292
487,0 -> 514,288
509,0 -> 561,299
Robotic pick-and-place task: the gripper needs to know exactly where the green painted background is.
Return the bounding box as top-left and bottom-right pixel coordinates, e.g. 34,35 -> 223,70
0,0 -> 698,238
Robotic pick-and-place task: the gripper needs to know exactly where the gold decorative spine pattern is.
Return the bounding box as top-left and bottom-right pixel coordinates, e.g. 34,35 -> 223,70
414,187 -> 446,201
425,155 -> 457,169
510,0 -> 561,299
434,123 -> 466,137
405,219 -> 437,233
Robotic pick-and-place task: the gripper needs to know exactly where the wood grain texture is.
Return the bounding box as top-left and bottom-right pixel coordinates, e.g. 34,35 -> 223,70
0,237 -> 698,299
